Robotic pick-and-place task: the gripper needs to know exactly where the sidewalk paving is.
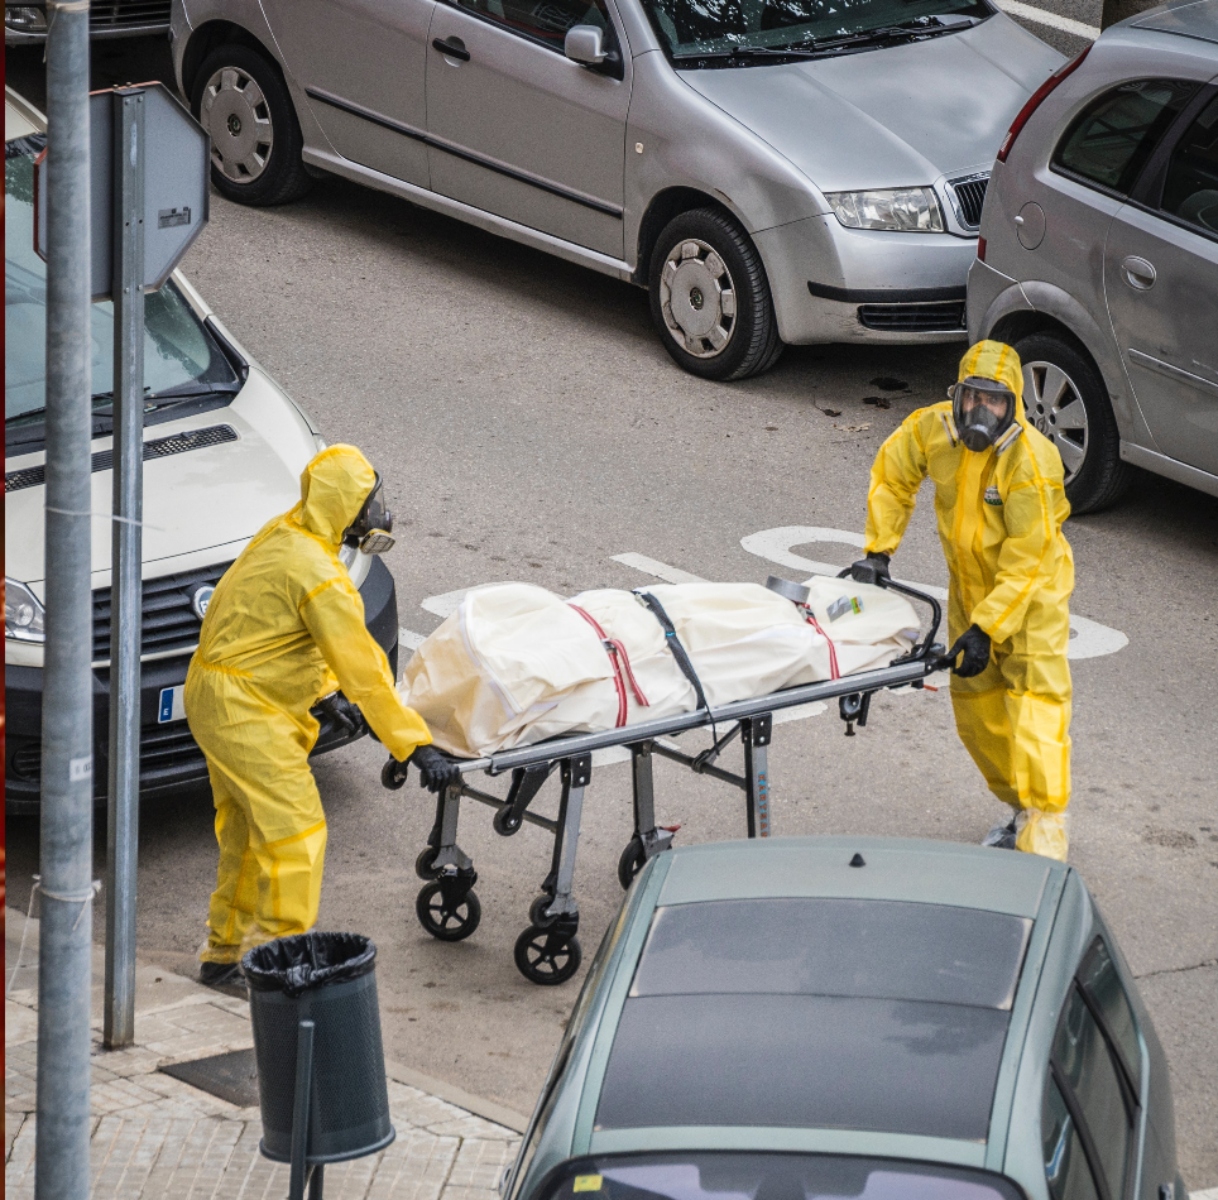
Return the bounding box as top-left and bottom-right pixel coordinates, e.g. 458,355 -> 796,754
5,908 -> 525,1199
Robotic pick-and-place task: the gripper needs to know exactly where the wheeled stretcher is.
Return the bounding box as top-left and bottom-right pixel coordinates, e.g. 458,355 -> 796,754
399,575 -> 950,985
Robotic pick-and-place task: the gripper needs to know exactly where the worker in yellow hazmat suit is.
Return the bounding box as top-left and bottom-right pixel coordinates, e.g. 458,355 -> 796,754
851,341 -> 1073,861
186,445 -> 456,987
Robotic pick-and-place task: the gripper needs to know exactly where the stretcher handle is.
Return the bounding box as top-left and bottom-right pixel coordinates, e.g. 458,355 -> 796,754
835,568 -> 943,665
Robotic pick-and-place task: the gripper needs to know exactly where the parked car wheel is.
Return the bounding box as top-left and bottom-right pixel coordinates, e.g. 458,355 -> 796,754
649,208 -> 783,381
1014,331 -> 1132,515
191,44 -> 312,207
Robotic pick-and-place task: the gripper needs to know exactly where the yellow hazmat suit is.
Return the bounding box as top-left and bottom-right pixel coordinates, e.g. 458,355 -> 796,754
864,341 -> 1073,860
186,445 -> 432,964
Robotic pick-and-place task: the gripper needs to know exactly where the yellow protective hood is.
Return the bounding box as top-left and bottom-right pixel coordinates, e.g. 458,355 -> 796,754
958,340 -> 1026,425
294,445 -> 377,548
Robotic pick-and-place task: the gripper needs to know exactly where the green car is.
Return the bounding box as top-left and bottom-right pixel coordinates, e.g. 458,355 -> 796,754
503,837 -> 1184,1200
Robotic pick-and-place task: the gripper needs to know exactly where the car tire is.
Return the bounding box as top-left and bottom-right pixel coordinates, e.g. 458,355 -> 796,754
1014,331 -> 1132,515
191,44 -> 312,207
649,208 -> 784,381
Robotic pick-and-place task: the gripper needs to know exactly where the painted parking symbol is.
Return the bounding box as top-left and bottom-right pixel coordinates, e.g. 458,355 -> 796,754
740,526 -> 1128,661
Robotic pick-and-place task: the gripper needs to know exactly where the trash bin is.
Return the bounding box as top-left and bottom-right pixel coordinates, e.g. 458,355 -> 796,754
244,932 -> 395,1164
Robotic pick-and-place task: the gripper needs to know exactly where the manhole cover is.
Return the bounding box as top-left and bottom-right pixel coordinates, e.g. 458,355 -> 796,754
160,1047 -> 259,1107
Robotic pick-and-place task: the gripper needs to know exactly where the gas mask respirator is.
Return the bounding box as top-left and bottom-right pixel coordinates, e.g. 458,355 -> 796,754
948,376 -> 1017,453
344,473 -> 396,555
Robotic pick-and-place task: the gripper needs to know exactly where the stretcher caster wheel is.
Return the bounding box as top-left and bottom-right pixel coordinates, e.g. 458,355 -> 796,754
415,847 -> 442,880
529,893 -> 558,928
617,838 -> 646,889
514,925 -> 581,985
416,881 -> 481,942
493,805 -> 522,836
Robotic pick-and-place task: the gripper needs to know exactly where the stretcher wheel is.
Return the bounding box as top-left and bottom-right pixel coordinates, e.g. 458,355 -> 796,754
415,847 -> 442,880
493,805 -> 522,836
617,838 -> 646,890
416,882 -> 481,942
514,926 -> 581,986
529,894 -> 557,928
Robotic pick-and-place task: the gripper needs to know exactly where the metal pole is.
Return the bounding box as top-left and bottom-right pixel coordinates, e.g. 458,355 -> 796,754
37,0 -> 95,1195
289,1019 -> 317,1200
104,87 -> 146,1051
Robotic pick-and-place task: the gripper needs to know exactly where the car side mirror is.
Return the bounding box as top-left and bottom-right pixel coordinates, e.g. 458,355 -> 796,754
565,24 -> 607,65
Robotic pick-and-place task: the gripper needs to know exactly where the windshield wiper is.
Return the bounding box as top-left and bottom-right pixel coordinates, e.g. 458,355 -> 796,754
673,14 -> 979,61
90,380 -> 243,413
673,44 -> 821,61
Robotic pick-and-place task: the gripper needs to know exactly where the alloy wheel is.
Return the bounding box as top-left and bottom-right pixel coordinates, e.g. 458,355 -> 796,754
200,66 -> 274,184
659,238 -> 737,358
1023,359 -> 1089,482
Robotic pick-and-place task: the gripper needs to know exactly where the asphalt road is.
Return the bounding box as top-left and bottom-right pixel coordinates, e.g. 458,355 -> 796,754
7,14 -> 1218,1189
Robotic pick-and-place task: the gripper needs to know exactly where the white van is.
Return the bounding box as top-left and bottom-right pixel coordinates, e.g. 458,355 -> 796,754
4,87 -> 400,812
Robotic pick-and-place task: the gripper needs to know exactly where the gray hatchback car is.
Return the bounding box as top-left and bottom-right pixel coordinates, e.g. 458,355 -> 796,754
968,0 -> 1218,513
171,0 -> 1059,379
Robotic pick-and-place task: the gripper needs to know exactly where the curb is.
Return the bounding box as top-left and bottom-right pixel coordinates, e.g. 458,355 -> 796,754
384,1058 -> 530,1133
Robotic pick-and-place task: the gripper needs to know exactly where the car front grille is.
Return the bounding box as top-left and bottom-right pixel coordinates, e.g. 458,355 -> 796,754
89,0 -> 172,30
858,301 -> 967,332
138,722 -> 206,774
7,725 -> 205,786
92,562 -> 232,665
10,741 -> 42,782
946,173 -> 989,231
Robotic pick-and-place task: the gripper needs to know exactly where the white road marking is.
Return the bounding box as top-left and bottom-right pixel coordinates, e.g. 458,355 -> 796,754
1189,1189 -> 1218,1200
994,0 -> 1100,40
740,526 -> 1129,661
611,553 -> 708,585
399,627 -> 426,650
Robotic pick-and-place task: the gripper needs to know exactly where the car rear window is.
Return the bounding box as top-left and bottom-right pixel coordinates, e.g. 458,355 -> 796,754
597,899 -> 1032,1139
536,1153 -> 1024,1200
1051,79 -> 1198,196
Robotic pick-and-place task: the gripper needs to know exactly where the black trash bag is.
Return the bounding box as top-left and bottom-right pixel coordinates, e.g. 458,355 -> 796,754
243,931 -> 377,999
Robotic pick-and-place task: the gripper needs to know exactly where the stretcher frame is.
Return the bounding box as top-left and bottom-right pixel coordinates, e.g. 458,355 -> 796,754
409,576 -> 949,984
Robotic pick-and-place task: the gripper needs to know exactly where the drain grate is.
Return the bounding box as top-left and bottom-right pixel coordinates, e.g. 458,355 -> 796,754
159,1047 -> 260,1107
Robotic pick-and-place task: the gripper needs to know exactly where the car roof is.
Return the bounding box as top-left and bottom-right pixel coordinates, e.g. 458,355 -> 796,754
1128,0 -> 1218,45
6,88 -> 46,141
530,838 -> 1073,1186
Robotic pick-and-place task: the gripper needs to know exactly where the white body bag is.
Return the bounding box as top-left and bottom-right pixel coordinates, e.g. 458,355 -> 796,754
400,579 -> 920,758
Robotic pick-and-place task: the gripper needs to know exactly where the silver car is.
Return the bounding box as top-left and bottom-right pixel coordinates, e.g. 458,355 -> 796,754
968,0 -> 1218,512
171,0 -> 1059,379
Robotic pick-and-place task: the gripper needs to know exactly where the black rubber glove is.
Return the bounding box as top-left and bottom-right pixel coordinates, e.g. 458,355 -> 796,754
850,552 -> 891,586
312,691 -> 367,739
410,744 -> 464,795
949,624 -> 992,678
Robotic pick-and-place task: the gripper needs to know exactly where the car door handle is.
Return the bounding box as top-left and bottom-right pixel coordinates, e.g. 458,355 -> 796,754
1121,255 -> 1156,290
432,37 -> 471,61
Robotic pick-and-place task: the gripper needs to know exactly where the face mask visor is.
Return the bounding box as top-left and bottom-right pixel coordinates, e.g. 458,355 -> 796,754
344,473 -> 396,555
948,377 -> 1016,451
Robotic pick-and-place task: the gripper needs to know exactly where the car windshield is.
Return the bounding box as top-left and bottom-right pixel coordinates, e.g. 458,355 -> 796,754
643,0 -> 992,60
537,1155 -> 1023,1200
5,132 -> 240,432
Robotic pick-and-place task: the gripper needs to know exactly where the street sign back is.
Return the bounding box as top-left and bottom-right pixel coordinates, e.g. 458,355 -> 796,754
35,83 -> 209,301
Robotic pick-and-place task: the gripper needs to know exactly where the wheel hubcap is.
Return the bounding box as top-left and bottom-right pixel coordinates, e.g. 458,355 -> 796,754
201,66 -> 274,184
1023,360 -> 1089,482
659,239 -> 736,359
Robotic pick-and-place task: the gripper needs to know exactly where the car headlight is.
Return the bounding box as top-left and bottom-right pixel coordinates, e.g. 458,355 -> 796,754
826,187 -> 945,232
6,579 -> 46,643
5,6 -> 49,32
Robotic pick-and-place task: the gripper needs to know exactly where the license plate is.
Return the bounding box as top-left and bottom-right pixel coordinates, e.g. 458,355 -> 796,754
158,685 -> 187,724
